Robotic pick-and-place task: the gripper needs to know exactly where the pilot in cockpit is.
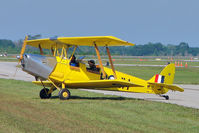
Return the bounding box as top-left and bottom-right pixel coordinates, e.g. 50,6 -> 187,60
87,60 -> 99,72
69,55 -> 79,67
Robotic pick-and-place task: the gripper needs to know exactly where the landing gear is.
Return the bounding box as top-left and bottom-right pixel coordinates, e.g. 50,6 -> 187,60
160,95 -> 169,100
59,89 -> 70,100
40,88 -> 51,99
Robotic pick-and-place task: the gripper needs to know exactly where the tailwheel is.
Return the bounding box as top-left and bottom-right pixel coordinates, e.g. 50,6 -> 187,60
40,88 -> 51,99
162,95 -> 169,100
59,89 -> 70,100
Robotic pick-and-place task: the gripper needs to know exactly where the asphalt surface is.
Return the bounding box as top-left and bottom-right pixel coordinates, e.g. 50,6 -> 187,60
0,62 -> 199,109
0,62 -> 35,81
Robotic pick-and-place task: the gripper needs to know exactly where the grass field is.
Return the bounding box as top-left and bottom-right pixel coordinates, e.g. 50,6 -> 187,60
114,66 -> 199,84
0,57 -> 17,62
77,56 -> 199,84
0,79 -> 199,133
112,60 -> 199,66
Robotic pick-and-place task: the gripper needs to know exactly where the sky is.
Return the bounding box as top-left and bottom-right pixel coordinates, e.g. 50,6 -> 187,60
0,0 -> 199,47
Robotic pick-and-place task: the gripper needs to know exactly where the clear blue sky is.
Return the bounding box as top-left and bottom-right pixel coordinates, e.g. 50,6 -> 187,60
0,0 -> 199,46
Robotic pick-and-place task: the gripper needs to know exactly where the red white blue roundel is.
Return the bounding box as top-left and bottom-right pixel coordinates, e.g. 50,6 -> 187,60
155,74 -> 165,83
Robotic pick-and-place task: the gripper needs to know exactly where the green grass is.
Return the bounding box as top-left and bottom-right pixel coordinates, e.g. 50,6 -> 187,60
99,57 -> 199,84
0,57 -> 17,62
101,57 -> 199,84
114,66 -> 199,84
96,58 -> 199,67
0,79 -> 199,133
114,60 -> 199,66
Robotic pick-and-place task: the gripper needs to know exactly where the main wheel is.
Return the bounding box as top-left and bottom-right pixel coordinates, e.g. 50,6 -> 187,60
59,89 -> 70,100
40,88 -> 51,99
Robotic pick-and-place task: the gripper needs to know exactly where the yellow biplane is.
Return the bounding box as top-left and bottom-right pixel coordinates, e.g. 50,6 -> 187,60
18,36 -> 184,100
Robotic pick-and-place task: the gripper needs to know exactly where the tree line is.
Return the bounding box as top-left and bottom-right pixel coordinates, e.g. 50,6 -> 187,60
0,38 -> 199,56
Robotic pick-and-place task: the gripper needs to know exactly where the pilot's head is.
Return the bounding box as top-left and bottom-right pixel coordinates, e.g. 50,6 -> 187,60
70,55 -> 76,61
88,60 -> 95,67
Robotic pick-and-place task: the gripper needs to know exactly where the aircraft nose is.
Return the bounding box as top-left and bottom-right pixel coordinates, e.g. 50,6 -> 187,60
21,54 -> 57,80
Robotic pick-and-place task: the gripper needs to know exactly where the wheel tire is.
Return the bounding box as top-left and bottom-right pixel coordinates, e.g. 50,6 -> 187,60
59,89 -> 70,100
40,88 -> 51,99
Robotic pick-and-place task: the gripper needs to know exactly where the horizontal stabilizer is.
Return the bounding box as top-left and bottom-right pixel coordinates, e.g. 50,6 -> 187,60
148,82 -> 184,92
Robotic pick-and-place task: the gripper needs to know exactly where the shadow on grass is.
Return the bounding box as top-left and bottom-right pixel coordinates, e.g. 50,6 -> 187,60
50,95 -> 139,101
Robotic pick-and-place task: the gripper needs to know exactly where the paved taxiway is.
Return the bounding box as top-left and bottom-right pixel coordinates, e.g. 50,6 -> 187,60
0,62 -> 199,109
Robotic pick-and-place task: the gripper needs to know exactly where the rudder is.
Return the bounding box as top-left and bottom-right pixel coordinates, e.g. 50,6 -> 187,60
148,64 -> 175,84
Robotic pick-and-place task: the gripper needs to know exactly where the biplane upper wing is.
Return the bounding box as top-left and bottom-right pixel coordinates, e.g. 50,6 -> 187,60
26,36 -> 134,49
148,82 -> 184,92
33,79 -> 143,89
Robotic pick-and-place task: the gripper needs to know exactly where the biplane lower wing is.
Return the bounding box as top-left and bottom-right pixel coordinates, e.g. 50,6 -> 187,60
148,82 -> 184,92
33,80 -> 143,89
33,81 -> 53,87
63,80 -> 143,89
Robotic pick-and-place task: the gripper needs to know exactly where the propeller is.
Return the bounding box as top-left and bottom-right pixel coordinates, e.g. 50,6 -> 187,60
19,35 -> 28,61
13,36 -> 28,77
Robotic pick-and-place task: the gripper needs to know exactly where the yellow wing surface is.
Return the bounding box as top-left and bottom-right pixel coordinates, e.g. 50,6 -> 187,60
148,82 -> 184,92
33,79 -> 143,89
26,36 -> 134,49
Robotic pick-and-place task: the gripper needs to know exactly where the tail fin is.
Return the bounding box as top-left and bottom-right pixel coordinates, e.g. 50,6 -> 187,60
147,64 -> 184,93
148,64 -> 175,84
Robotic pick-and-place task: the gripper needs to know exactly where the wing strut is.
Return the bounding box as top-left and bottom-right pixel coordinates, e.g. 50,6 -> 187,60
69,46 -> 77,61
106,46 -> 117,79
51,47 -> 54,55
94,42 -> 106,78
38,44 -> 44,55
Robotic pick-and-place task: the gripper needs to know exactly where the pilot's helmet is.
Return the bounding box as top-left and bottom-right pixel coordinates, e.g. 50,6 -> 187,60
70,55 -> 76,60
88,60 -> 95,64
